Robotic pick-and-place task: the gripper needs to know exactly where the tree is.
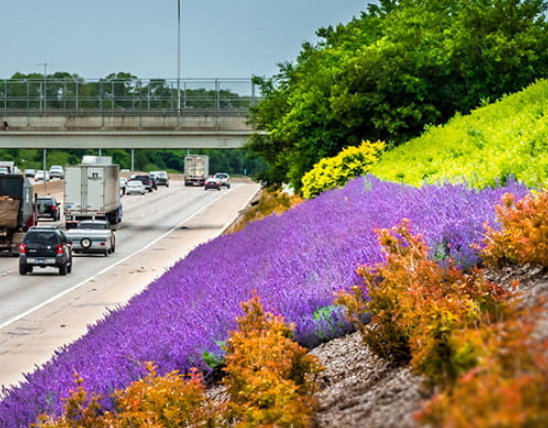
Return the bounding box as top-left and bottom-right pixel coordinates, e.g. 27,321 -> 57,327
246,0 -> 548,193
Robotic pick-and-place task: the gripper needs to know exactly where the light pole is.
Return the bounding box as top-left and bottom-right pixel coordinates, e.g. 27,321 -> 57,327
37,63 -> 52,110
177,0 -> 181,115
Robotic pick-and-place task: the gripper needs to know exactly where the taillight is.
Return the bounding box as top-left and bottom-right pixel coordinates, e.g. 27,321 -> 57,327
19,243 -> 26,255
56,244 -> 63,254
51,205 -> 57,211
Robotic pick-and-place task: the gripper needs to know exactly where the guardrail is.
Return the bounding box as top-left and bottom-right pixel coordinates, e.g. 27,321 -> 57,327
0,78 -> 261,115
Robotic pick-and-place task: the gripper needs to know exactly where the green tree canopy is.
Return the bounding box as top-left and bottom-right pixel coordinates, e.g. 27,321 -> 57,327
247,0 -> 548,193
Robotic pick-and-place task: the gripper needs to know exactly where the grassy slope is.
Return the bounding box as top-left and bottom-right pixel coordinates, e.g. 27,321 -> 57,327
369,79 -> 548,188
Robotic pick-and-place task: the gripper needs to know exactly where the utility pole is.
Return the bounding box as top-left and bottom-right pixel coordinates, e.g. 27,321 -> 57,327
177,0 -> 181,115
37,63 -> 53,110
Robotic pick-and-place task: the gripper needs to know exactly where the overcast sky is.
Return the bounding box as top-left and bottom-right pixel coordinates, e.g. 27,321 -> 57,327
1,0 -> 371,79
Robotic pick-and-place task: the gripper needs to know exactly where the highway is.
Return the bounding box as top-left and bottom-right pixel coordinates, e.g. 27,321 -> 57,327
0,178 -> 260,390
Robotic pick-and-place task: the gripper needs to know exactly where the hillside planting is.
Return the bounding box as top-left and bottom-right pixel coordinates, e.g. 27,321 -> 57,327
370,79 -> 548,188
0,176 -> 528,427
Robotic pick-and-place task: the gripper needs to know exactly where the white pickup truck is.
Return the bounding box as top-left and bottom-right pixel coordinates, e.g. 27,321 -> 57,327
65,220 -> 116,256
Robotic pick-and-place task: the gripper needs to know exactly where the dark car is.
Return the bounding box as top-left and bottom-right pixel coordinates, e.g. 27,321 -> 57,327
36,196 -> 61,221
19,226 -> 73,275
204,177 -> 222,191
131,174 -> 154,192
150,171 -> 169,187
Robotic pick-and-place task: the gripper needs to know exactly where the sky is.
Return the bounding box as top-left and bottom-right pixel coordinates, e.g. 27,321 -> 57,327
1,0 -> 372,80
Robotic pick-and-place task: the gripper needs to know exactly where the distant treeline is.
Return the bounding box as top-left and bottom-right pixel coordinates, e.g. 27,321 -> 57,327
0,147 -> 267,177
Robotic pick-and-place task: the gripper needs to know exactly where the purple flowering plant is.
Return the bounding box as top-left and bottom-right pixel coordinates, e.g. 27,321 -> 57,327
0,175 -> 529,427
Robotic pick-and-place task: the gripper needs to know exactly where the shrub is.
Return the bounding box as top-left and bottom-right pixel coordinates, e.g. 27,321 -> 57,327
301,140 -> 385,199
222,293 -> 323,427
482,190 -> 548,268
417,315 -> 548,427
336,219 -> 514,388
1,176 -> 528,428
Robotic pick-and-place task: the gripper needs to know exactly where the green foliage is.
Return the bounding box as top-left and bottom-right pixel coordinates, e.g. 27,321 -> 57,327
482,190 -> 548,268
222,292 -> 323,427
301,140 -> 385,199
248,0 -> 548,190
370,79 -> 548,188
335,219 -> 514,389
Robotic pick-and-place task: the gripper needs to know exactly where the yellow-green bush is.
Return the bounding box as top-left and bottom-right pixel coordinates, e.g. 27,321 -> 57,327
301,140 -> 385,199
370,79 -> 548,188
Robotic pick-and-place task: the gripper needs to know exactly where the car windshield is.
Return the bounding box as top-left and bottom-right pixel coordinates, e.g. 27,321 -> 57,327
25,232 -> 59,245
78,222 -> 106,230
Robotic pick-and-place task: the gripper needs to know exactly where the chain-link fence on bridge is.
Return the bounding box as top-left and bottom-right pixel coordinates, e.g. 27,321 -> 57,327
0,78 -> 262,115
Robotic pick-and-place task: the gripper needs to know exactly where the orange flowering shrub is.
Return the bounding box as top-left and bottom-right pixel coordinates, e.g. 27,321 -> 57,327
31,294 -> 323,428
336,219 -> 514,388
417,315 -> 548,427
103,363 -> 220,427
482,191 -> 548,268
222,292 -> 324,427
31,375 -> 107,428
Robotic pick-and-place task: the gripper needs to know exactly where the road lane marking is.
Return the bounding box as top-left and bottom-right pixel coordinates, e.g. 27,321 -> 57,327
0,192 -> 229,332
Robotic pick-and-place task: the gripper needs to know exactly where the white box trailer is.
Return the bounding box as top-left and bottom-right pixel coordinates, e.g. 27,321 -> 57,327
63,163 -> 123,229
184,155 -> 209,186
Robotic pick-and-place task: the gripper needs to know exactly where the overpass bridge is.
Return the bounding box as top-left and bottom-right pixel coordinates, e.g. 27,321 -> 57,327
0,77 -> 262,149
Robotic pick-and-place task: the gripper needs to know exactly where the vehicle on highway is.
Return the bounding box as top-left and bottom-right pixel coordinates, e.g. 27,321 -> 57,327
36,196 -> 61,221
126,180 -> 146,195
24,169 -> 36,178
49,165 -> 65,179
150,171 -> 169,187
34,170 -> 50,181
0,174 -> 37,255
213,172 -> 231,189
130,174 -> 154,192
184,155 -> 209,186
65,219 -> 115,256
204,176 -> 222,191
19,225 -> 73,275
64,160 -> 123,229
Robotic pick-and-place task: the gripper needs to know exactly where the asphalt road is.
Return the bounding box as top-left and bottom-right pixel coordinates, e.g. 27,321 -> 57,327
0,178 -> 260,390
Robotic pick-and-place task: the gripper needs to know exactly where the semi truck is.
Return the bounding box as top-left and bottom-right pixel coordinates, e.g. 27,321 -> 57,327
184,155 -> 209,186
63,157 -> 123,229
0,174 -> 37,255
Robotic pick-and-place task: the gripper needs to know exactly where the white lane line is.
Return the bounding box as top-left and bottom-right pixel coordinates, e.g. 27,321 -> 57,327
0,191 -> 227,332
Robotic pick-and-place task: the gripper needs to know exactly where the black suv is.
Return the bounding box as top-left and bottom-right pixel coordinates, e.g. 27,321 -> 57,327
19,226 -> 73,275
36,196 -> 61,221
131,174 -> 155,192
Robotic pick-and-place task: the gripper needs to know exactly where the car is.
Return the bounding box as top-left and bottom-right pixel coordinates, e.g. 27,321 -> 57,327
150,171 -> 169,187
19,225 -> 73,275
36,196 -> 61,221
119,177 -> 128,195
0,167 -> 9,175
130,174 -> 154,192
65,219 -> 115,256
204,176 -> 222,191
126,179 -> 146,195
34,170 -> 50,181
49,165 -> 65,179
24,169 -> 36,178
213,172 -> 231,189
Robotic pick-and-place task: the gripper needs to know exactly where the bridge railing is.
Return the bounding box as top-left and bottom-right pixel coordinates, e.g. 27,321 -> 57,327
0,78 -> 261,115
